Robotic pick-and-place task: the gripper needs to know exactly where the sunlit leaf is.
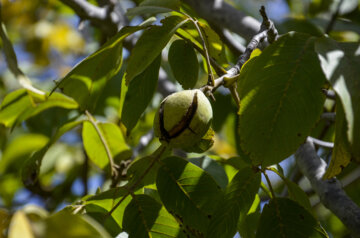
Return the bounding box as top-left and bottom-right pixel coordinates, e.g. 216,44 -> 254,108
316,37 -> 360,176
238,32 -> 326,166
8,211 -> 34,238
82,121 -> 131,169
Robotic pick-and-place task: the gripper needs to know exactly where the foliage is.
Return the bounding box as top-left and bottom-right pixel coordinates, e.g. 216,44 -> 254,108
0,0 -> 360,237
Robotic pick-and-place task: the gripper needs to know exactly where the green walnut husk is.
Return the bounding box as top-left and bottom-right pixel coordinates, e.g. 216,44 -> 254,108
154,89 -> 214,152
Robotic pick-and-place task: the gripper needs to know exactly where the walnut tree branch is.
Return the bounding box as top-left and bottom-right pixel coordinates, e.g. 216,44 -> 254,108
295,140 -> 360,237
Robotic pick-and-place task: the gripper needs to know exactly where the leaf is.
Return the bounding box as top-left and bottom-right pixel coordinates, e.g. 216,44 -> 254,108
8,211 -> 35,238
237,195 -> 261,238
285,178 -> 312,212
123,194 -> 185,238
256,198 -> 327,238
188,156 -> 228,189
0,134 -> 49,173
52,25 -> 146,111
315,38 -> 360,176
126,0 -> 180,16
125,15 -> 189,84
44,211 -> 111,238
0,89 -> 78,128
168,39 -> 199,89
156,156 -> 222,235
206,167 -> 261,238
121,55 -> 161,132
279,18 -> 323,37
237,32 -> 326,166
82,121 -> 131,169
84,188 -> 131,233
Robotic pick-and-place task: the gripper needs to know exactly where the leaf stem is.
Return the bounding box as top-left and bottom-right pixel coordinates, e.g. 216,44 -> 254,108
263,170 -> 276,199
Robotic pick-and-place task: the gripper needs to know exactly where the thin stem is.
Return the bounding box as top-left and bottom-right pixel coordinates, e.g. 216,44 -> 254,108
85,110 -> 117,178
263,171 -> 276,199
107,145 -> 168,216
325,0 -> 344,34
175,32 -> 227,76
308,136 -> 334,149
191,19 -> 215,85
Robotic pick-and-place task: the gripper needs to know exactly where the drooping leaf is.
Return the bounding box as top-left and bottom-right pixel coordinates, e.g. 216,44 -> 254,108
256,198 -> 328,238
82,121 -> 131,169
168,39 -> 199,89
123,194 -> 185,238
237,32 -> 326,166
52,25 -> 147,111
315,37 -> 360,176
156,156 -> 222,235
125,15 -> 189,84
121,55 -> 161,132
206,167 -> 261,238
0,89 -> 78,128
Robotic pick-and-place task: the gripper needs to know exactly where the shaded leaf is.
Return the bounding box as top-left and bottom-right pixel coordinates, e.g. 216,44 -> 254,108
156,156 -> 222,235
121,55 -> 161,132
315,38 -> 360,176
82,121 -> 131,169
168,39 -> 199,89
237,194 -> 261,238
238,32 -> 326,166
279,18 -> 323,37
256,198 -> 327,238
207,167 -> 261,238
125,15 -> 189,84
127,0 -> 180,16
123,194 -> 185,238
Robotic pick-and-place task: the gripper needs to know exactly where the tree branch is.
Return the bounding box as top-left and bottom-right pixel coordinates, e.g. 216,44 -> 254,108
182,0 -> 260,41
295,140 -> 360,237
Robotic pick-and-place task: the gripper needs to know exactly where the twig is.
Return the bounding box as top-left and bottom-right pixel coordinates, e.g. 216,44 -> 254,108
191,18 -> 215,85
308,136 -> 334,149
200,6 -> 278,95
85,110 -> 118,178
107,145 -> 167,216
325,0 -> 344,34
295,140 -> 360,237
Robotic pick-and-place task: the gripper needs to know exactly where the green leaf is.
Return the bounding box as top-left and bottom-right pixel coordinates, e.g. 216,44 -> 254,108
279,18 -> 323,37
256,198 -> 327,238
237,194 -> 261,238
238,32 -> 326,166
121,55 -> 161,132
44,211 -> 111,238
315,38 -> 360,175
82,121 -> 131,169
0,134 -> 49,173
85,188 -> 131,233
126,0 -> 180,16
206,167 -> 261,238
156,156 -> 222,235
126,155 -> 161,188
188,156 -> 228,189
52,25 -> 147,111
8,211 -> 35,238
125,15 -> 189,84
285,178 -> 312,212
123,194 -> 185,238
168,39 -> 199,89
0,89 -> 78,128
